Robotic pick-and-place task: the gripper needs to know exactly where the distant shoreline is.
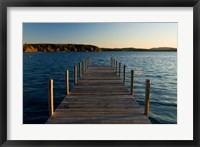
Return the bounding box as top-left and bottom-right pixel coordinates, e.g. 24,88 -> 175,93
23,43 -> 177,52
101,49 -> 177,52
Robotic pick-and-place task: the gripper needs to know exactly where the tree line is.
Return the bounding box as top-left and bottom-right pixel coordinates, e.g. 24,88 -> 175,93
23,43 -> 102,52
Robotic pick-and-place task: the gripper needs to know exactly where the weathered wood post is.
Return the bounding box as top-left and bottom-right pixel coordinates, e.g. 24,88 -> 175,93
116,60 -> 118,73
111,58 -> 113,67
65,70 -> 70,95
87,58 -> 90,69
79,62 -> 82,78
85,60 -> 87,71
144,79 -> 151,116
123,65 -> 126,84
74,65 -> 77,85
48,79 -> 54,116
86,59 -> 88,70
113,59 -> 115,68
82,61 -> 84,74
119,62 -> 121,77
130,70 -> 134,95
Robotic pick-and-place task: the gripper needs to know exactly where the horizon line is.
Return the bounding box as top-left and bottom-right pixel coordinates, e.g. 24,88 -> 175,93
23,43 -> 176,49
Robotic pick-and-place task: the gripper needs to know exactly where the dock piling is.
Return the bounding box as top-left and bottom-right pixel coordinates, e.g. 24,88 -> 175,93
74,65 -> 77,85
85,60 -> 87,71
119,62 -> 121,77
79,62 -> 82,78
87,59 -> 90,69
48,79 -> 54,116
130,70 -> 134,95
116,60 -> 118,73
82,61 -> 84,74
123,65 -> 126,84
66,70 -> 70,95
144,79 -> 151,116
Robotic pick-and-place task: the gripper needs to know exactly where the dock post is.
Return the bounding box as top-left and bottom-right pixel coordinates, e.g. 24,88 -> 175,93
111,58 -> 113,67
123,65 -> 126,84
130,70 -> 134,95
48,79 -> 54,116
74,65 -> 77,85
119,62 -> 121,77
82,61 -> 84,74
113,59 -> 115,68
66,70 -> 70,95
144,79 -> 151,116
85,60 -> 87,71
116,60 -> 118,73
87,58 -> 90,69
79,62 -> 82,78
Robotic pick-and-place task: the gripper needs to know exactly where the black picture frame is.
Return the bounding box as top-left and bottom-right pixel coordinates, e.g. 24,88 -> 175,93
0,0 -> 199,146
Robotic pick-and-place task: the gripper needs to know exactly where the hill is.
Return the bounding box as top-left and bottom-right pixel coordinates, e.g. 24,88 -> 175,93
101,47 -> 177,51
23,43 -> 177,52
23,43 -> 101,52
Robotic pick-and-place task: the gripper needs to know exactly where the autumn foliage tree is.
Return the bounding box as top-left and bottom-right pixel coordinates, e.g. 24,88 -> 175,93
23,43 -> 101,52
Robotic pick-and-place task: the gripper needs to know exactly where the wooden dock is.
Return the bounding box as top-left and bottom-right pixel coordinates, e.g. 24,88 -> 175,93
46,59 -> 151,124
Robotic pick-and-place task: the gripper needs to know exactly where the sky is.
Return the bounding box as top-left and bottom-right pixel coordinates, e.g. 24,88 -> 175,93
23,23 -> 177,49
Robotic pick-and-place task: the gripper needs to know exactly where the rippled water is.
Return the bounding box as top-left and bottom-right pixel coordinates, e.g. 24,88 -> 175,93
23,52 -> 177,124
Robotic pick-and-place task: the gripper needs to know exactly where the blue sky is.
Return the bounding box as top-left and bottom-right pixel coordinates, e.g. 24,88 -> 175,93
23,23 -> 177,48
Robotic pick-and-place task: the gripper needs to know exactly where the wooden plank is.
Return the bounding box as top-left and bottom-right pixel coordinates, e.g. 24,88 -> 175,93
61,98 -> 139,104
49,112 -> 145,118
56,103 -> 140,109
77,81 -> 124,86
70,88 -> 129,94
55,108 -> 144,112
63,95 -> 136,99
88,66 -> 114,70
46,116 -> 151,124
81,77 -> 121,80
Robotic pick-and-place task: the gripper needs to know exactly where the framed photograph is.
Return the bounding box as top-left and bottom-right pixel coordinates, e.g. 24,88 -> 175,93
0,0 -> 199,146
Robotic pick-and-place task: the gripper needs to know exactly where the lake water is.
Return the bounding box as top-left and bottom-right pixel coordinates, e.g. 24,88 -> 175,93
23,51 -> 177,124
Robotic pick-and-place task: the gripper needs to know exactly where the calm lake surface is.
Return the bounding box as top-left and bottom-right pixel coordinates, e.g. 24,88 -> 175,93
23,51 -> 177,124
